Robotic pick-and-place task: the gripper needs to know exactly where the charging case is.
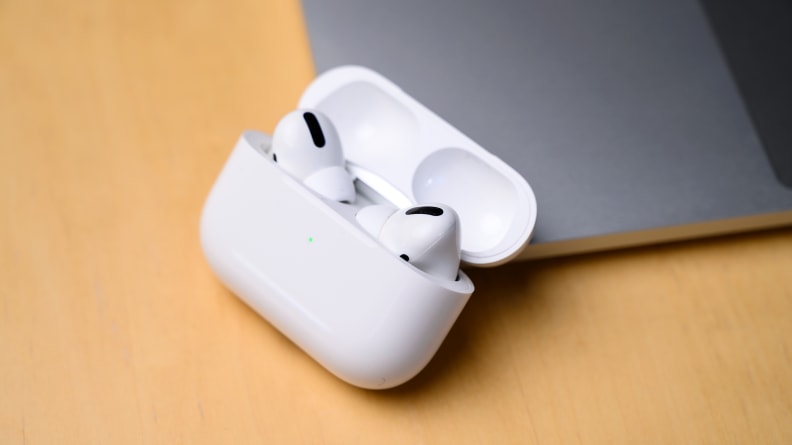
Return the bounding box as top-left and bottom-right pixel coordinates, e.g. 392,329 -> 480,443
201,66 -> 537,389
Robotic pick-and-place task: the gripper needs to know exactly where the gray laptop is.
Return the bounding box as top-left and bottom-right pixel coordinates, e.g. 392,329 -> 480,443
300,0 -> 792,259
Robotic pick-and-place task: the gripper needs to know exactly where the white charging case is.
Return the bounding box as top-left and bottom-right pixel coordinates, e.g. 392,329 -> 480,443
201,66 -> 537,389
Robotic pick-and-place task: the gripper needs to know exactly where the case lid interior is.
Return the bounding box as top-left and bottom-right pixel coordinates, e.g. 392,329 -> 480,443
299,66 -> 537,267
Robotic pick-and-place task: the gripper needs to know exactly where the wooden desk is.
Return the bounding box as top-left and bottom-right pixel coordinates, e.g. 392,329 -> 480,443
2,0 -> 791,443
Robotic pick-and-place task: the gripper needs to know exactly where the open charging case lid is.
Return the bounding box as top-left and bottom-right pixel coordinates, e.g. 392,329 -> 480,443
299,66 -> 538,267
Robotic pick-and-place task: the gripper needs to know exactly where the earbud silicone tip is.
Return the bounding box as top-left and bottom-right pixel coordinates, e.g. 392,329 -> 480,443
355,204 -> 396,236
303,165 -> 356,203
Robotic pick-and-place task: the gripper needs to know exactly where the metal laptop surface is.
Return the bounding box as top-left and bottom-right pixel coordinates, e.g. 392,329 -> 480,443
300,0 -> 792,258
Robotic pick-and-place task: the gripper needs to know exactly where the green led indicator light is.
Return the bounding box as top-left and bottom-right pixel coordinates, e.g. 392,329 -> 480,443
308,236 -> 314,243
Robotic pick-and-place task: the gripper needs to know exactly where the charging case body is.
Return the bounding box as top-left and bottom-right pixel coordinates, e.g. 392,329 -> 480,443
201,66 -> 537,389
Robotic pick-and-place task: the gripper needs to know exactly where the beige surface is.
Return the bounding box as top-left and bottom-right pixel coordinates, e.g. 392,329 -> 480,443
2,0 -> 792,443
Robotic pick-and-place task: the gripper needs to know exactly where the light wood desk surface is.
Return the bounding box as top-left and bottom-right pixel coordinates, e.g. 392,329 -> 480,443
2,1 -> 791,443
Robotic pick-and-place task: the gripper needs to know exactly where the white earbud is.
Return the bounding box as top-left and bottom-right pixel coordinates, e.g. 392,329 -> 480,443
271,109 -> 356,203
272,109 -> 459,279
357,204 -> 461,280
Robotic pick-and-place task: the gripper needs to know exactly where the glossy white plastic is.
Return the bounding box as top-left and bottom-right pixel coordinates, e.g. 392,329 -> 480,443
200,66 -> 537,389
299,66 -> 537,266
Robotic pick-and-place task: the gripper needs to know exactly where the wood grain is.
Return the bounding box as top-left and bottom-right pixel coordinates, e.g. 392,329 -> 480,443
1,0 -> 791,443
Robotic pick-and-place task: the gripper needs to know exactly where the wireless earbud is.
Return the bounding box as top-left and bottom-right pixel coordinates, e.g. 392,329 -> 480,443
357,204 -> 461,281
271,109 -> 356,203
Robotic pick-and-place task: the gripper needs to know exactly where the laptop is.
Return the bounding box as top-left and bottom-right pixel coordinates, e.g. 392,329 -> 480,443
299,0 -> 792,259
